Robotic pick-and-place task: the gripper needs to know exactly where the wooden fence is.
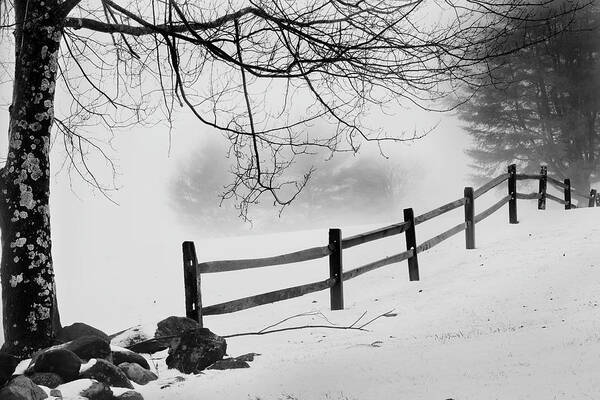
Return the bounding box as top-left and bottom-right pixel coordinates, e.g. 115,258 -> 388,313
182,164 -> 598,327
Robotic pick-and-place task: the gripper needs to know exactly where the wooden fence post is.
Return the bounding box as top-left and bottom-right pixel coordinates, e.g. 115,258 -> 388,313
564,179 -> 571,210
182,241 -> 203,327
538,165 -> 547,210
328,228 -> 344,310
589,189 -> 597,207
403,208 -> 419,281
464,187 -> 475,249
508,164 -> 518,224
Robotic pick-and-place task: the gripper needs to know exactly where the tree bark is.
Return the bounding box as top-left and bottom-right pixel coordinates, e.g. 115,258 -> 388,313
1,0 -> 64,357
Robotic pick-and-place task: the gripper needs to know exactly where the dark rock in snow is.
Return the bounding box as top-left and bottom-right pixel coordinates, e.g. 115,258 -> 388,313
79,381 -> 114,400
28,372 -> 63,389
49,389 -> 61,397
166,328 -> 226,374
235,353 -> 260,362
57,323 -> 109,343
60,335 -> 111,361
207,358 -> 250,370
0,351 -> 20,386
118,362 -> 158,385
143,316 -> 200,352
111,346 -> 151,370
79,359 -> 133,389
29,348 -> 82,382
116,390 -> 145,400
125,340 -> 165,355
0,376 -> 47,400
155,316 -> 199,339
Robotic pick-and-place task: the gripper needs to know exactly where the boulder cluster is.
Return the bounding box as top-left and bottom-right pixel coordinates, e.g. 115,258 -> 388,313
0,316 -> 257,400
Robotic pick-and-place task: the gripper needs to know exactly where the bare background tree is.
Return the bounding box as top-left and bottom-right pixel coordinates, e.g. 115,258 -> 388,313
0,0 -> 590,356
170,134 -> 420,235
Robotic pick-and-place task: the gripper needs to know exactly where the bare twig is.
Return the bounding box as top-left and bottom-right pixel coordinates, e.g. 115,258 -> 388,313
223,309 -> 394,339
123,309 -> 392,351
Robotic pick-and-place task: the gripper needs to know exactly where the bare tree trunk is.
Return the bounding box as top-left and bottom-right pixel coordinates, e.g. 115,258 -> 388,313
1,0 -> 63,357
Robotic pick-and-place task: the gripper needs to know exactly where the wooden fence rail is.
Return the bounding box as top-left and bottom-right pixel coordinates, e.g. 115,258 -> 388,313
548,175 -> 567,189
342,250 -> 413,282
198,245 -> 332,274
341,221 -> 410,250
473,173 -> 509,199
202,278 -> 336,316
414,198 -> 465,225
182,164 -> 598,325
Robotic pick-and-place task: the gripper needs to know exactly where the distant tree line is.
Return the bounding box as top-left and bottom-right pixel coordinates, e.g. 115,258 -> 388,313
171,138 -> 418,235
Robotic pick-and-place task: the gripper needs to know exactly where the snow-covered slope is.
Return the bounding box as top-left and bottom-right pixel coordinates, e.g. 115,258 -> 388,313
131,204 -> 600,400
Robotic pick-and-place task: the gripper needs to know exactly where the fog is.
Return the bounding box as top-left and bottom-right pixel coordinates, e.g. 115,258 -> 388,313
0,98 -> 474,330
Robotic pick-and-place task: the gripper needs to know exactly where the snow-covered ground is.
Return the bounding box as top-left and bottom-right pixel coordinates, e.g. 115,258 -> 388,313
120,202 -> 600,400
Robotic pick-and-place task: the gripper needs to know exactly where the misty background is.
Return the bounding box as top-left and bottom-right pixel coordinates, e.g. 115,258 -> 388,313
0,98 -> 470,332
0,0 -> 597,335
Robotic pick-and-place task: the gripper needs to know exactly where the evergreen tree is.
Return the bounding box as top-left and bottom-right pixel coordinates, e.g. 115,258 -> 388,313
459,2 -> 599,197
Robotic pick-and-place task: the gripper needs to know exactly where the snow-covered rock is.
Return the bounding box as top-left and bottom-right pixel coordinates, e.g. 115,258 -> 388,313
28,348 -> 81,382
58,335 -> 111,361
110,316 -> 200,355
79,359 -> 133,389
110,324 -> 157,353
57,323 -> 109,344
110,346 -> 150,370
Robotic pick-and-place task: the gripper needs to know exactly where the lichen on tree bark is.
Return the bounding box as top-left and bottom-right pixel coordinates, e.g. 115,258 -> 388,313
1,0 -> 64,357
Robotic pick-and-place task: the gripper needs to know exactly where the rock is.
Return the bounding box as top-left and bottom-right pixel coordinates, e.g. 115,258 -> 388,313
155,316 -> 199,339
29,349 -> 82,382
54,379 -> 97,398
123,341 -> 163,355
118,363 -> 157,385
150,316 -> 199,354
116,390 -> 144,400
0,376 -> 48,400
80,381 -> 113,400
111,317 -> 200,355
60,336 -> 111,361
79,359 -> 133,389
28,373 -> 63,389
54,380 -> 113,400
207,358 -> 250,370
235,353 -> 260,362
0,351 -> 20,386
110,326 -> 160,354
57,323 -> 109,343
111,346 -> 150,370
166,328 -> 227,374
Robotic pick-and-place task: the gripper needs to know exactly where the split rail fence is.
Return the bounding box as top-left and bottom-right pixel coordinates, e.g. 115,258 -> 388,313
183,164 -> 598,327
